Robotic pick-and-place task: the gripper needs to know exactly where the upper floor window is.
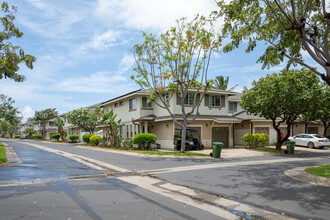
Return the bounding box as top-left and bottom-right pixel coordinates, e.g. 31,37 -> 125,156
142,97 -> 152,108
209,95 -> 221,107
165,94 -> 170,103
229,102 -> 234,112
49,121 -> 55,126
184,94 -> 195,105
129,99 -> 136,110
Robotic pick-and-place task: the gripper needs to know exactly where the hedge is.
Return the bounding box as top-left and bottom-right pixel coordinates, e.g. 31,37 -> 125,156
51,134 -> 61,141
82,134 -> 94,144
14,135 -> 20,139
242,133 -> 269,148
90,135 -> 102,146
132,133 -> 156,150
68,134 -> 79,143
33,134 -> 43,140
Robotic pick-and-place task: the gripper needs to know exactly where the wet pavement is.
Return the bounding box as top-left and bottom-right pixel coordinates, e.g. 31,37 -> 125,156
0,140 -> 100,184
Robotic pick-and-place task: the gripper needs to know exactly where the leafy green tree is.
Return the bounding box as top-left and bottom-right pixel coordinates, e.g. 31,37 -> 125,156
303,84 -> 330,136
212,75 -> 238,91
0,94 -> 22,137
67,107 -> 101,134
241,68 -> 321,150
99,109 -> 122,147
29,108 -> 58,139
218,0 -> 330,85
0,120 -> 10,137
131,15 -> 221,152
24,127 -> 34,138
0,2 -> 36,82
54,116 -> 66,142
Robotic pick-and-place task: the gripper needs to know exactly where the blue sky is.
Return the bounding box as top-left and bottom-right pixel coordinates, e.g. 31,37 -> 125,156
0,0 -> 314,121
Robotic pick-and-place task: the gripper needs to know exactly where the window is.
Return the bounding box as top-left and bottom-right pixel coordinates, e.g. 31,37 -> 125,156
184,94 -> 195,105
130,124 -> 133,137
228,102 -> 234,112
126,125 -> 129,138
114,103 -> 119,108
165,94 -> 170,103
49,121 -> 55,126
119,101 -> 124,106
129,99 -> 136,110
134,124 -> 137,135
142,97 -> 152,108
209,95 -> 221,107
119,125 -> 124,136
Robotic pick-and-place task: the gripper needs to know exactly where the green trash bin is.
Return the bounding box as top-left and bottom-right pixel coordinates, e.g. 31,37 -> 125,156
286,141 -> 295,154
212,142 -> 223,158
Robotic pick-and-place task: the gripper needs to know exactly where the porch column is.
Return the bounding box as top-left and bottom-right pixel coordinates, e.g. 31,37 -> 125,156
144,121 -> 148,133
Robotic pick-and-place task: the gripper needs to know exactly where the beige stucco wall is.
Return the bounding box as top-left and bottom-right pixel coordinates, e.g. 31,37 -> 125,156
234,121 -> 251,146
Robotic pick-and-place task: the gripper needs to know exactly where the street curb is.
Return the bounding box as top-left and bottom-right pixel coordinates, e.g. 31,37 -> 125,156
284,166 -> 330,187
0,143 -> 21,168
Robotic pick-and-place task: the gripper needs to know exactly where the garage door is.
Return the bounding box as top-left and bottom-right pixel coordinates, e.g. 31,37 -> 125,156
255,127 -> 269,135
212,127 -> 229,148
307,127 -> 318,134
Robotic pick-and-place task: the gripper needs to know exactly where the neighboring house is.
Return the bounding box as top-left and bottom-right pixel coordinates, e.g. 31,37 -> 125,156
18,89 -> 329,145
18,121 -> 34,135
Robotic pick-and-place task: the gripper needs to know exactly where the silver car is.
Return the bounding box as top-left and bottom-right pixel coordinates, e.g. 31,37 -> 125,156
288,134 -> 330,149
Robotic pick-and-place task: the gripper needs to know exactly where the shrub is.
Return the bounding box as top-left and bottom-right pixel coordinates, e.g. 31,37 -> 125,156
242,133 -> 269,148
90,135 -> 102,146
68,134 -> 79,143
132,133 -> 156,150
258,133 -> 269,146
51,134 -> 61,141
14,135 -> 20,139
33,134 -> 43,140
82,134 -> 94,144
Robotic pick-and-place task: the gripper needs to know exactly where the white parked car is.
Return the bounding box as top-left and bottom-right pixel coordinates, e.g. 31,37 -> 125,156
288,134 -> 330,149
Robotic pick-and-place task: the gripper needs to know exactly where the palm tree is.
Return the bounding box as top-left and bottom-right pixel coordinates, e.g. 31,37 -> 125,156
213,75 -> 238,91
54,117 -> 66,142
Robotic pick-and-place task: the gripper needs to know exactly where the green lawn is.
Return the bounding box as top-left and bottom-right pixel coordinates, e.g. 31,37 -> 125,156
0,143 -> 7,164
326,146 -> 330,148
82,145 -> 209,157
249,147 -> 298,153
305,164 -> 330,178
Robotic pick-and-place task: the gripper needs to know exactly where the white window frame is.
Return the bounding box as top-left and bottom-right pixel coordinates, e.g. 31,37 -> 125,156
184,93 -> 195,105
209,95 -> 221,107
129,99 -> 136,110
142,97 -> 152,108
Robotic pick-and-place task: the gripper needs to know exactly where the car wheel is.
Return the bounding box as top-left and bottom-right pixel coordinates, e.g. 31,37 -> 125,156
307,142 -> 314,149
185,144 -> 190,151
198,144 -> 204,150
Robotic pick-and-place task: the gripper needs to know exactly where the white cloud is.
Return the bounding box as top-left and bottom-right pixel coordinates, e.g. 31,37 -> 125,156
53,71 -> 128,93
95,0 -> 218,32
81,30 -> 123,50
22,106 -> 35,121
118,54 -> 135,73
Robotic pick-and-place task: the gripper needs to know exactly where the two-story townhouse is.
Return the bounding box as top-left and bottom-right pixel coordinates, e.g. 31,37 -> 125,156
18,121 -> 35,136
97,89 -> 244,149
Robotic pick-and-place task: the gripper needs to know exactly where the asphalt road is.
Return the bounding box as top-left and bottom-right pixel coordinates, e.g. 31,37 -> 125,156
0,140 -> 223,220
1,139 -> 330,220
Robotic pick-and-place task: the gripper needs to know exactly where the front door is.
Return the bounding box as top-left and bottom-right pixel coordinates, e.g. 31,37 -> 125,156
212,127 -> 229,148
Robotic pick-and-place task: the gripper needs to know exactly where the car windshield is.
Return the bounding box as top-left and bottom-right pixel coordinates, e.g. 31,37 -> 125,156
313,135 -> 324,138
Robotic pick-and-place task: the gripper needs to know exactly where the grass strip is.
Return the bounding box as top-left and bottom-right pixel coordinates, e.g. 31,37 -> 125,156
0,143 -> 7,164
82,145 -> 209,157
305,164 -> 330,178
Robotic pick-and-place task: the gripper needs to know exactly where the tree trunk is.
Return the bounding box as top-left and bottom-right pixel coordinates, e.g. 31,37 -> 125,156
180,125 -> 186,153
323,121 -> 329,137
